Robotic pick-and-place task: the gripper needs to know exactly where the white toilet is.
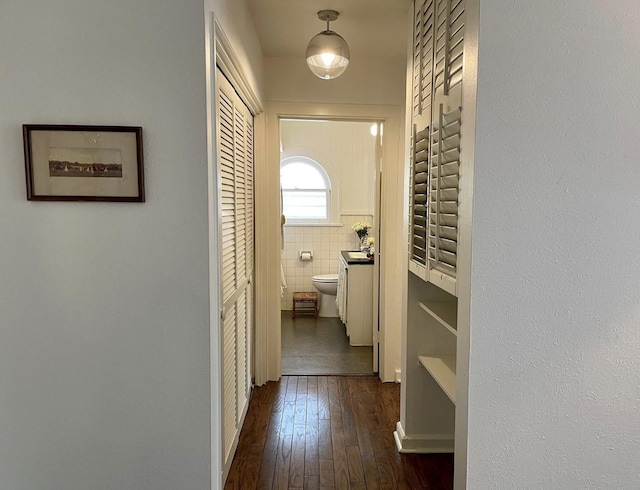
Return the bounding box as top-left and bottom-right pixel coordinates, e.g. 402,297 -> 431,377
311,274 -> 339,317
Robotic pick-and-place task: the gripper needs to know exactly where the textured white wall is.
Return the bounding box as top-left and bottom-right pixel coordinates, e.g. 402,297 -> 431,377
0,1 -> 211,489
468,2 -> 640,488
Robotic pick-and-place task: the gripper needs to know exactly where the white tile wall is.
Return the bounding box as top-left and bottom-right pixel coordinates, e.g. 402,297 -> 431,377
281,214 -> 373,310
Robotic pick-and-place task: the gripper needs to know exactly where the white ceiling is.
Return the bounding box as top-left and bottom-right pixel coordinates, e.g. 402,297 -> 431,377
246,0 -> 411,59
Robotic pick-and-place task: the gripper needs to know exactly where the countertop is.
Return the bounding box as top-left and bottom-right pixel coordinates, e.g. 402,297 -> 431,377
341,250 -> 375,265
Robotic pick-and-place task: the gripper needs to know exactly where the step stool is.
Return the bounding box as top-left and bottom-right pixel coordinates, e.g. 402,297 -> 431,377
292,292 -> 318,319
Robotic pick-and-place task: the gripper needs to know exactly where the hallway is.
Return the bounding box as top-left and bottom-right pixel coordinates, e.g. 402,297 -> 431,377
224,376 -> 453,489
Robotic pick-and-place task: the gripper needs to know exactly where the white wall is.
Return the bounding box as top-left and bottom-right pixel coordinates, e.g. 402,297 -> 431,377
205,0 -> 264,105
0,1 -> 211,489
468,2 -> 640,488
266,56 -> 405,106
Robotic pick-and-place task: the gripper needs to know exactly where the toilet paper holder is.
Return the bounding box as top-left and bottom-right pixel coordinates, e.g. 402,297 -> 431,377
299,250 -> 313,261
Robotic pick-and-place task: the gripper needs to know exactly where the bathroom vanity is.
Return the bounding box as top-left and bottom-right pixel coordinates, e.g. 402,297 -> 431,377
338,251 -> 374,346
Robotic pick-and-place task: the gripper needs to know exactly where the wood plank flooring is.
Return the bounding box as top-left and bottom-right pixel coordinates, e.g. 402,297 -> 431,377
281,313 -> 373,375
224,376 -> 454,490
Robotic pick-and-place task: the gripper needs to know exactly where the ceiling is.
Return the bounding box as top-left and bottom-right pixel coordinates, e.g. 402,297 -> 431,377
246,0 -> 411,59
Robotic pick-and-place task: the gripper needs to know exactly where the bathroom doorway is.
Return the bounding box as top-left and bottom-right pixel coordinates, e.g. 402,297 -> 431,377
278,118 -> 382,375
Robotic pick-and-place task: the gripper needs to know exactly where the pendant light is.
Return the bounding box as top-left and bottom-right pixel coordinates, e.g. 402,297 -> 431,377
306,10 -> 350,80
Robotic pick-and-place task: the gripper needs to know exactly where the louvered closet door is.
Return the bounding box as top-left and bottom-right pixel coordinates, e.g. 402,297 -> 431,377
409,0 -> 464,297
216,68 -> 254,464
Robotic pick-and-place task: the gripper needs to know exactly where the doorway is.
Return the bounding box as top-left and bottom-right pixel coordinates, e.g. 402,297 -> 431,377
278,118 -> 382,375
254,102 -> 403,385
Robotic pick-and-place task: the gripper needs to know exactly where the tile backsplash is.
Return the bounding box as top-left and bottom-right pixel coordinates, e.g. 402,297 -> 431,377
280,214 -> 373,310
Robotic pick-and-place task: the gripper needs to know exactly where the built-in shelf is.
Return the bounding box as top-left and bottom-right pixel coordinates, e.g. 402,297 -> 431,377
418,301 -> 457,336
418,355 -> 456,404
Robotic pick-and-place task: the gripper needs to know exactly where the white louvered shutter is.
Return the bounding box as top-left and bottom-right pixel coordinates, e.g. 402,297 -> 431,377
246,120 -> 254,276
219,88 -> 237,303
409,0 -> 465,297
433,0 -> 465,100
216,68 -> 254,466
410,0 -> 435,267
234,106 -> 247,286
235,291 -> 247,423
413,0 -> 434,128
410,125 -> 430,265
222,302 -> 237,459
429,105 -> 460,278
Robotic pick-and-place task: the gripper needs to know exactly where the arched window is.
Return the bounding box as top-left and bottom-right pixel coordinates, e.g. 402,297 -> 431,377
280,157 -> 331,222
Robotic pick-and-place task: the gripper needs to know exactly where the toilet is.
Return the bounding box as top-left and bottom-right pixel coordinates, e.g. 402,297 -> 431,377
311,274 -> 339,317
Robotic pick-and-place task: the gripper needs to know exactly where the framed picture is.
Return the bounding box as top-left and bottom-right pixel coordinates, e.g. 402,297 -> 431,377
23,124 -> 145,202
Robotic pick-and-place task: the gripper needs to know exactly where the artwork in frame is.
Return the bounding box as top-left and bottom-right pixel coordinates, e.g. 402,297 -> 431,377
23,124 -> 145,202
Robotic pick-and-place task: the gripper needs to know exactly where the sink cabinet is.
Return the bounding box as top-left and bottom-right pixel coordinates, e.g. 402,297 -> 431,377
340,254 -> 374,346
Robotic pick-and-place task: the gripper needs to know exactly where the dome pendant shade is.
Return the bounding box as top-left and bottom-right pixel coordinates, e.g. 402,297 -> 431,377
306,10 -> 350,80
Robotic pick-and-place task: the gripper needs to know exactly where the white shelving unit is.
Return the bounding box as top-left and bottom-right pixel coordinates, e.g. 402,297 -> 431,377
418,355 -> 456,404
399,1 -> 478,487
397,1 -> 476,468
396,273 -> 457,454
418,301 -> 457,336
417,301 -> 457,404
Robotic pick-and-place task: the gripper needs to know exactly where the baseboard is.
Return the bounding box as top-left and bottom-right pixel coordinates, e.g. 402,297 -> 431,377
393,421 -> 455,453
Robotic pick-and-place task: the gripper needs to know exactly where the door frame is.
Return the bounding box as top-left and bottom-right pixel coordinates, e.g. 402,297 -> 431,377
255,102 -> 404,384
278,117 -> 383,374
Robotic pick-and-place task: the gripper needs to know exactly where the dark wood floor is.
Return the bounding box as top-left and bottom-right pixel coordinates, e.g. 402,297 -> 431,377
224,376 -> 453,489
281,313 -> 373,375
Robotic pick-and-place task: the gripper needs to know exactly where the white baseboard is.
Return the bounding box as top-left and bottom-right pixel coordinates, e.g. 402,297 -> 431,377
393,421 -> 454,453
394,368 -> 401,383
